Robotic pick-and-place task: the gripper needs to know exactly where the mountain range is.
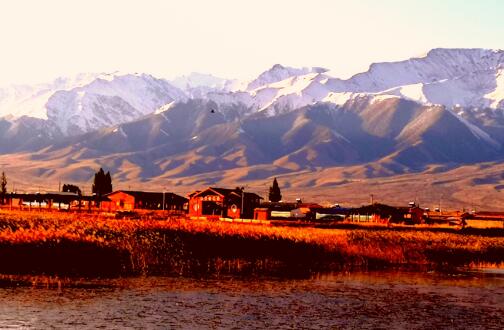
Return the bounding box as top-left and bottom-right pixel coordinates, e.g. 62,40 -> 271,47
2,48 -> 504,209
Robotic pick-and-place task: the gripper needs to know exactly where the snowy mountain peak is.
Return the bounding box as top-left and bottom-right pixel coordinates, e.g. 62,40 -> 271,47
45,73 -> 186,135
246,64 -> 328,91
3,48 -> 504,138
0,72 -> 187,135
170,72 -> 241,96
349,48 -> 504,92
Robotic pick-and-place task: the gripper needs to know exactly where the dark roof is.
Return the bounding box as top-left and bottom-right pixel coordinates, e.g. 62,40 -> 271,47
188,190 -> 201,198
107,190 -> 188,202
473,211 -> 504,216
466,211 -> 504,221
209,187 -> 235,196
9,192 -> 78,197
260,202 -> 299,211
352,203 -> 417,215
311,207 -> 351,214
297,203 -> 323,208
8,192 -> 110,201
191,187 -> 263,199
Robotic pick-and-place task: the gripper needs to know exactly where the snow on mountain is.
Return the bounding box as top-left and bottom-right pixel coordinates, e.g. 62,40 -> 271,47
485,68 -> 504,109
237,48 -> 504,115
451,111 -> 501,148
194,49 -> 504,118
170,72 -> 240,93
203,69 -> 335,116
0,72 -> 187,135
245,64 -> 328,91
343,48 -> 504,92
0,73 -> 102,119
2,48 -> 504,137
333,48 -> 504,109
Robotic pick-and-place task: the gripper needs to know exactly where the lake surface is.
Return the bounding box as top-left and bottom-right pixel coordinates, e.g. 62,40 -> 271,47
0,270 -> 503,329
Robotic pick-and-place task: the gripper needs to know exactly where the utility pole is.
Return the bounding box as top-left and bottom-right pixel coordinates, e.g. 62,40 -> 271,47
370,194 -> 374,205
241,186 -> 245,219
163,190 -> 166,211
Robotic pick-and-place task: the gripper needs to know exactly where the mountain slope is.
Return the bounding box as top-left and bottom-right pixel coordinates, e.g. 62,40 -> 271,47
13,97 -> 501,182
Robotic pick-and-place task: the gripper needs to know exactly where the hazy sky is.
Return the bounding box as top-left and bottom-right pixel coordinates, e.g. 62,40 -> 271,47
1,0 -> 503,84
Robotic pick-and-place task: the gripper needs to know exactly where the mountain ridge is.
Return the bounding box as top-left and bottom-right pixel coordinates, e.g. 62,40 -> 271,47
2,48 -> 504,209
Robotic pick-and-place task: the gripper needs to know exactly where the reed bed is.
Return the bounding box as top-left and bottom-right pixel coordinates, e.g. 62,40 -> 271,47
0,210 -> 503,276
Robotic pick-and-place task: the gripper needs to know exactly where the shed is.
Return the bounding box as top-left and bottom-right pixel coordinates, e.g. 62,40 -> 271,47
104,190 -> 188,211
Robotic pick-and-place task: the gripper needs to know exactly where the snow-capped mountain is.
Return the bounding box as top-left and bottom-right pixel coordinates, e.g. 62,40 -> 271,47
0,73 -> 102,119
45,73 -> 186,135
3,48 -> 504,138
0,72 -> 187,136
335,48 -> 504,109
171,72 -> 240,95
203,65 -> 335,116
245,64 -> 328,91
203,48 -> 504,116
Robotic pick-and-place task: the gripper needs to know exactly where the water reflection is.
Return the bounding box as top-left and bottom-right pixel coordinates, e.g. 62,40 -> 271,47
0,271 -> 503,329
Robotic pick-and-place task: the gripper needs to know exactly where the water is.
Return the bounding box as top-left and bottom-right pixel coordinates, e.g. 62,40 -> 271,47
0,271 -> 503,329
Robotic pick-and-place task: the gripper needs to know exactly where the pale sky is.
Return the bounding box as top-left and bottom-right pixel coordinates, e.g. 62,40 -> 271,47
0,0 -> 503,84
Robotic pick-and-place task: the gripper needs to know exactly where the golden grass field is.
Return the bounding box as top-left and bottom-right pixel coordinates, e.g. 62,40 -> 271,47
0,210 -> 503,276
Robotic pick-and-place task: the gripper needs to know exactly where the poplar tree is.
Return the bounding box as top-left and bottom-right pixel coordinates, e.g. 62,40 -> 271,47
92,168 -> 113,197
268,177 -> 282,202
0,172 -> 6,205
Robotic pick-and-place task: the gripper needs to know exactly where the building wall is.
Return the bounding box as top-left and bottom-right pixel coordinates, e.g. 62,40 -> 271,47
188,190 -> 261,219
189,194 -> 224,217
465,219 -> 504,229
105,191 -> 187,212
106,192 -> 136,211
254,209 -> 270,220
227,203 -> 241,219
404,208 -> 424,224
188,197 -> 203,217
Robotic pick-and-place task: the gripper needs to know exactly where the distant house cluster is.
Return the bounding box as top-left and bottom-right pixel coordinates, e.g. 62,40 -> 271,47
2,187 -> 504,229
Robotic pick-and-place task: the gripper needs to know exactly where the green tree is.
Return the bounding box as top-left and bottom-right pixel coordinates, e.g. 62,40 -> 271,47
62,183 -> 81,195
268,177 -> 282,202
92,168 -> 113,197
0,172 -> 6,205
104,171 -> 112,194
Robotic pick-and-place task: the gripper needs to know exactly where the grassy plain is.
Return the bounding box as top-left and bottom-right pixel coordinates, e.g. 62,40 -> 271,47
0,210 -> 503,276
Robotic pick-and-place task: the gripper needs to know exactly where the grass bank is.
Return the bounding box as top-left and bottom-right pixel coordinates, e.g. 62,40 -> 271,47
0,211 -> 503,276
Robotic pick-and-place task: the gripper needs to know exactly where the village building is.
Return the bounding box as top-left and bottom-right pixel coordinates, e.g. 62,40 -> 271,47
351,203 -> 425,224
309,206 -> 351,221
425,210 -> 467,225
254,202 -> 350,221
290,203 -> 324,219
103,190 -> 188,211
463,211 -> 504,229
4,192 -> 107,211
188,187 -> 263,219
253,202 -> 299,220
